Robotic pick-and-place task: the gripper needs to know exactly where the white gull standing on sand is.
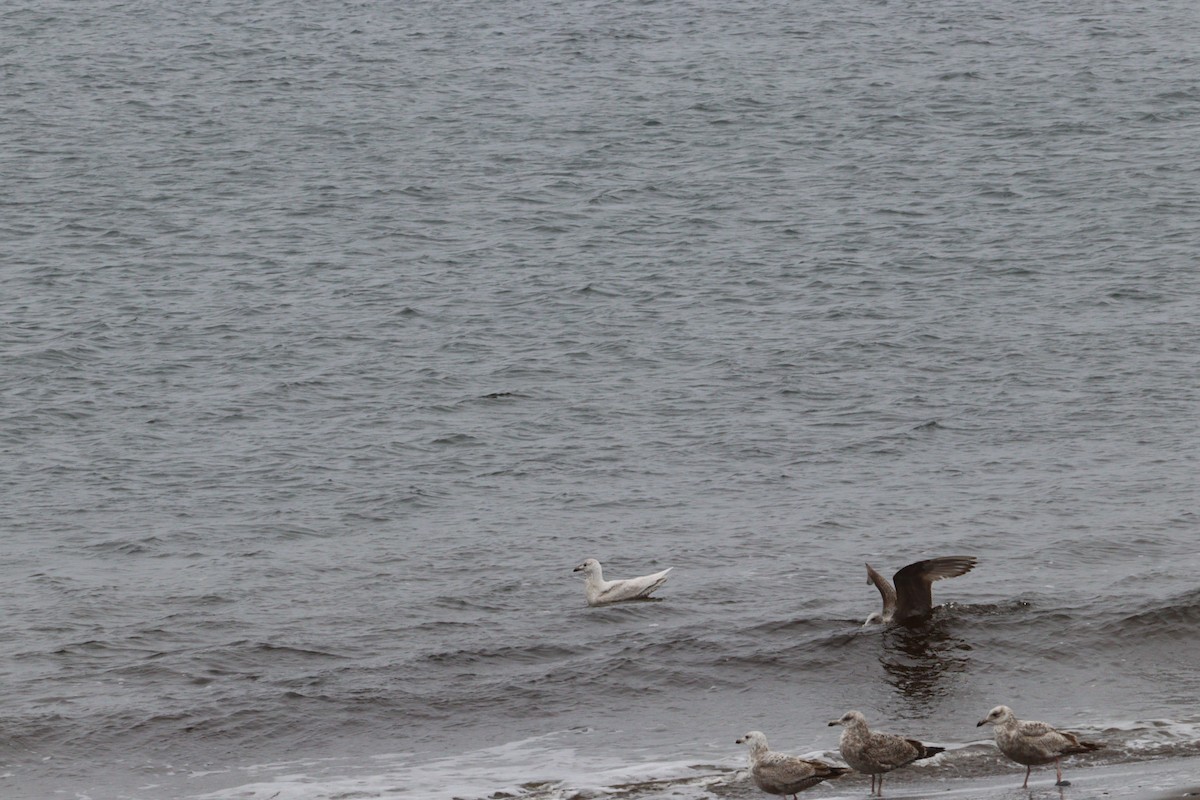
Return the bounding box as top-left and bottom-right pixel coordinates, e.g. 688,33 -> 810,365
735,731 -> 850,799
977,705 -> 1103,787
573,558 -> 671,606
863,555 -> 977,625
828,710 -> 944,796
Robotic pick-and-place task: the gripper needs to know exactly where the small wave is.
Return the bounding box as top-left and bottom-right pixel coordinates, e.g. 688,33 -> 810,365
415,642 -> 579,668
744,615 -> 850,637
431,433 -> 483,446
84,534 -> 166,555
194,640 -> 352,676
188,732 -> 736,800
1096,588 -> 1200,638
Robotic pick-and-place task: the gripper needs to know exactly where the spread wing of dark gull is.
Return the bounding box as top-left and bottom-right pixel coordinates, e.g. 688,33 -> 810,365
865,564 -> 897,623
573,558 -> 672,607
735,731 -> 850,799
864,555 -> 977,624
977,705 -> 1103,788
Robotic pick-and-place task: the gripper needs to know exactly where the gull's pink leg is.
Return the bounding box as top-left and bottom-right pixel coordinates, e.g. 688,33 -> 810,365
1022,765 -> 1031,788
1056,758 -> 1063,784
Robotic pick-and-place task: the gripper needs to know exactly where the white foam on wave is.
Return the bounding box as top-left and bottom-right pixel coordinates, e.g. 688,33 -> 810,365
1099,717 -> 1200,754
186,729 -> 733,800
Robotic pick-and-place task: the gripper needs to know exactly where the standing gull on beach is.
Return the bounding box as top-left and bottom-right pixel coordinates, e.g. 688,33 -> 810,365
573,558 -> 672,606
828,711 -> 944,795
736,731 -> 850,799
863,556 -> 977,625
977,705 -> 1103,787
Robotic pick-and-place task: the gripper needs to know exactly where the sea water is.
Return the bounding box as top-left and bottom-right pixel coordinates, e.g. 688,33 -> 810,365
2,0 -> 1199,797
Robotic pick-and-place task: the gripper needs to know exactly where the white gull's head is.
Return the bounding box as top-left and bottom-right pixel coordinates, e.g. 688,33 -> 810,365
573,558 -> 602,578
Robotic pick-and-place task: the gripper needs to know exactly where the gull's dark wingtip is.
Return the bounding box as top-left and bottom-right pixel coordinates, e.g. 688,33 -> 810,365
910,555 -> 978,581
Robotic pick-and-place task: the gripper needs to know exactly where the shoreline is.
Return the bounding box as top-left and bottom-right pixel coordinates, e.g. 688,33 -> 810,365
718,758 -> 1200,800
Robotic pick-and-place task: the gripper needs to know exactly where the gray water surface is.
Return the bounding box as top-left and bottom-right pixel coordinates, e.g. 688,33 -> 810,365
2,0 -> 1199,798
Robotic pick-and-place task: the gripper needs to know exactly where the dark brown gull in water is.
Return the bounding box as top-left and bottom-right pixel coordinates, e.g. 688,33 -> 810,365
977,705 -> 1103,787
863,555 -> 977,625
735,730 -> 850,799
828,710 -> 944,796
573,558 -> 671,606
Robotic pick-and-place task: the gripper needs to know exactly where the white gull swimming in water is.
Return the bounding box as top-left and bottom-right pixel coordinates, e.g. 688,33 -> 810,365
735,730 -> 850,799
863,555 -> 977,625
977,705 -> 1103,787
573,558 -> 671,606
828,710 -> 944,796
